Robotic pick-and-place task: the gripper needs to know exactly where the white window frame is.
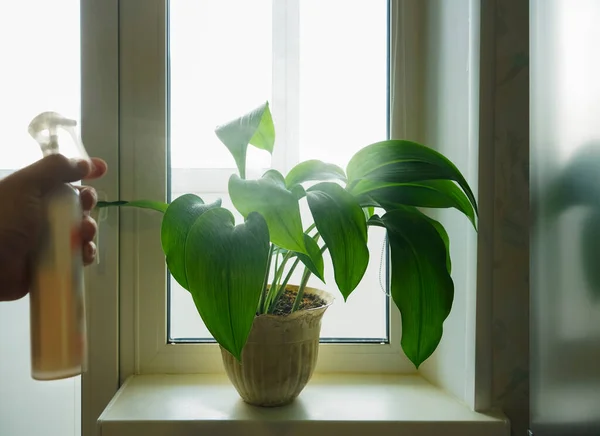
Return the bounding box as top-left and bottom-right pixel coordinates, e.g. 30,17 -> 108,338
73,0 -> 493,434
80,1 -> 120,435
116,0 -> 413,380
80,0 -> 495,434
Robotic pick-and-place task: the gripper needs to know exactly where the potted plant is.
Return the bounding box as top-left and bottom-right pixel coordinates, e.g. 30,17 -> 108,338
99,101 -> 477,407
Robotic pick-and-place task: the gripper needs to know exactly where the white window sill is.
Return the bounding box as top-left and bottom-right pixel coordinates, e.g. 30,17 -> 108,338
97,374 -> 509,436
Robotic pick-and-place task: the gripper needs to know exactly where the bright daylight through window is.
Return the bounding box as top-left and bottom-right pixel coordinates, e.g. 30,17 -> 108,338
168,0 -> 390,342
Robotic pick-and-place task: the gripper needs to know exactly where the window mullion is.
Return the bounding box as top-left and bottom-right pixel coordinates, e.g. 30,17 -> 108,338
271,0 -> 300,174
285,0 -> 300,172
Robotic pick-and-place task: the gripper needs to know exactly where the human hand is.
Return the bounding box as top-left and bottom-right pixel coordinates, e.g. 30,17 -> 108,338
0,155 -> 107,301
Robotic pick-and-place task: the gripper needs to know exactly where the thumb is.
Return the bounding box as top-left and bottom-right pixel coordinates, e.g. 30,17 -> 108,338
17,155 -> 92,193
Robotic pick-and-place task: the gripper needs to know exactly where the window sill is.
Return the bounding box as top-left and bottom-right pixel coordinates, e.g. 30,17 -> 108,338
98,375 -> 509,436
97,374 -> 509,436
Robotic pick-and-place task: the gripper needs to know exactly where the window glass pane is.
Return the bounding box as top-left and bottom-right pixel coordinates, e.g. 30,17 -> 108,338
168,0 -> 388,342
169,0 -> 272,170
0,2 -> 82,436
298,0 -> 388,167
298,0 -> 389,340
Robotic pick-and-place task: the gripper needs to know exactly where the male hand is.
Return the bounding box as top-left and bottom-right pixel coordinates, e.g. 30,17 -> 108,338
0,155 -> 107,301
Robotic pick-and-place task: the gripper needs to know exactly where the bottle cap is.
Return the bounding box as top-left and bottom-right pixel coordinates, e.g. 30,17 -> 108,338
28,112 -> 90,162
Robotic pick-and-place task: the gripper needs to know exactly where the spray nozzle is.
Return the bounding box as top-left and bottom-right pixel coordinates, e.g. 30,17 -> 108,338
28,112 -> 90,161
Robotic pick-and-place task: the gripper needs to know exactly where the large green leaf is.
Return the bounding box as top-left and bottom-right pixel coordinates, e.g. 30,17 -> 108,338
96,200 -> 168,213
346,140 -> 478,216
306,182 -> 369,299
215,102 -> 275,179
367,202 -> 452,275
160,194 -> 222,289
229,171 -> 307,254
352,179 -> 477,229
285,160 -> 347,188
185,209 -> 270,360
422,214 -> 451,274
295,233 -> 325,282
379,208 -> 454,368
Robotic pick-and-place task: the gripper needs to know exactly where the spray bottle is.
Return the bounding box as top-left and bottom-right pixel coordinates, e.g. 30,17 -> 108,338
27,112 -> 89,380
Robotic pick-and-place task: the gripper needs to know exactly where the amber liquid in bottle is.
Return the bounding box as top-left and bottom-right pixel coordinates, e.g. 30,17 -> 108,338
29,183 -> 87,380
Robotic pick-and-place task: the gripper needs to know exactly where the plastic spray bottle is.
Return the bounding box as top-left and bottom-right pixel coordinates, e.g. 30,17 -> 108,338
27,112 -> 89,380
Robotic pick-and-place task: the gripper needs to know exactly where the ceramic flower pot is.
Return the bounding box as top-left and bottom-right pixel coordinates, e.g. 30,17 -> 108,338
220,286 -> 333,407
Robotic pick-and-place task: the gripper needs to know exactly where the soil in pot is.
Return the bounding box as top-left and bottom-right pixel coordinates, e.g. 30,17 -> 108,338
268,288 -> 327,316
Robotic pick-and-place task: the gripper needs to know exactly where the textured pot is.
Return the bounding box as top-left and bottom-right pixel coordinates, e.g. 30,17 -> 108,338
220,286 -> 333,407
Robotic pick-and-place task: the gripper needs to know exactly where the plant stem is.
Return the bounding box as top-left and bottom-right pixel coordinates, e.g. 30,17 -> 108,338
305,223 -> 316,235
270,251 -> 280,291
271,232 -> 322,313
267,251 -> 292,307
267,257 -> 301,313
291,267 -> 312,313
257,244 -> 274,314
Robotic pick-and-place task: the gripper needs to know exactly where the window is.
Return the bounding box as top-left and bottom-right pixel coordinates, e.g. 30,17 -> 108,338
168,0 -> 389,343
119,0 -> 412,375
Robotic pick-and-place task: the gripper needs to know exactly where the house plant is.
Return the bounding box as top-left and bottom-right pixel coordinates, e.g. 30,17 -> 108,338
99,101 -> 478,406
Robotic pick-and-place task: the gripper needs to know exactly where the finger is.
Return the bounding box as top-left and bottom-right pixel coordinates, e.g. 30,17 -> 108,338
16,154 -> 91,193
84,158 -> 108,181
82,241 -> 97,266
78,187 -> 98,212
81,215 -> 98,243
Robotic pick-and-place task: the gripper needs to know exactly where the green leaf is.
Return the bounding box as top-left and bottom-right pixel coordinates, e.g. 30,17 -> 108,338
295,233 -> 325,282
262,168 -> 284,183
423,215 -> 451,274
96,200 -> 168,213
346,140 -> 478,216
290,184 -> 307,200
367,214 -> 384,228
160,194 -> 222,290
380,208 -> 454,368
215,102 -> 275,179
185,209 -> 270,360
285,160 -> 347,188
352,179 -> 477,229
229,172 -> 307,254
306,182 -> 369,299
368,205 -> 451,275
367,203 -> 452,275
363,206 -> 375,221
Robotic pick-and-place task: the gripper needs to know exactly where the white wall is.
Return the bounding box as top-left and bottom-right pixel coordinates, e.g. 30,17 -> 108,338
0,297 -> 80,436
419,0 -> 479,408
392,0 -> 480,407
